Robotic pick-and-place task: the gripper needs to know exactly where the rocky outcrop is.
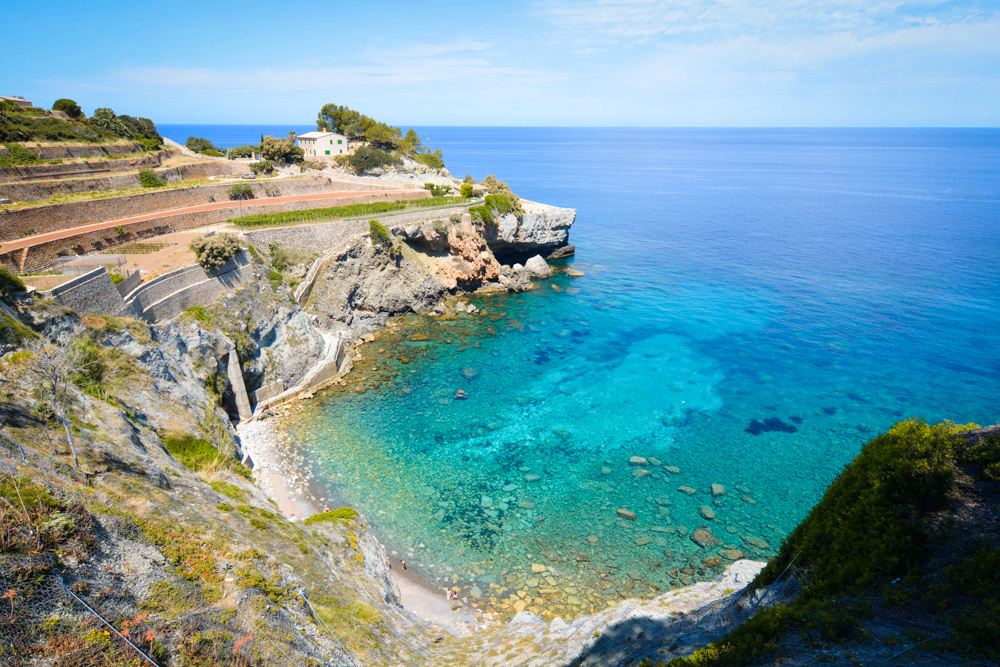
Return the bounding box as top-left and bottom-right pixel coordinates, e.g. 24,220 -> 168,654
483,200 -> 576,262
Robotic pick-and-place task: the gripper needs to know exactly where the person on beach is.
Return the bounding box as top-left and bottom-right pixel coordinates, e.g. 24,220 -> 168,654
401,560 -> 407,571
387,557 -> 392,569
444,588 -> 454,600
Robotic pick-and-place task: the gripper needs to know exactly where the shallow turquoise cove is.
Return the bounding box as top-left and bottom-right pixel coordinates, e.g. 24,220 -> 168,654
281,128 -> 1000,617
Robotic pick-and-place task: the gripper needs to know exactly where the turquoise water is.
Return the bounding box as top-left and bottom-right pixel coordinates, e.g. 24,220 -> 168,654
271,128 -> 1000,618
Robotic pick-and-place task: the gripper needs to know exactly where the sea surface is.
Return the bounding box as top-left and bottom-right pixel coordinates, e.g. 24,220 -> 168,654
166,125 -> 1000,617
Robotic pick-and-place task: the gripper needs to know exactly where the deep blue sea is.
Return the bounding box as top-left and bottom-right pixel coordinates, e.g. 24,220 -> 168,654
165,125 -> 1000,616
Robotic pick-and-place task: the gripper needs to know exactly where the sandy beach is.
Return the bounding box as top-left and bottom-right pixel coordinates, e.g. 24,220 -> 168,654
236,415 -> 486,636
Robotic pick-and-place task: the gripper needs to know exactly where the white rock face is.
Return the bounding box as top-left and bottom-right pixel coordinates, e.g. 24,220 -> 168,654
524,255 -> 552,278
484,200 -> 576,257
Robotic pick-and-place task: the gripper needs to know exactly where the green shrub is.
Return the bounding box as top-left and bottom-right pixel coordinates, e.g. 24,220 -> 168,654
302,507 -> 358,525
185,136 -> 218,153
162,432 -> 221,472
0,267 -> 26,296
189,233 -> 241,270
249,159 -> 273,174
368,219 -> 391,247
89,108 -> 133,138
227,183 -> 254,201
138,168 -> 164,188
412,149 -> 445,169
348,146 -> 398,174
108,273 -> 125,285
201,149 -> 225,157
0,143 -> 42,167
482,175 -> 524,217
423,182 -> 451,197
463,173 -> 475,184
267,268 -> 283,289
227,144 -> 255,159
52,98 -> 82,119
259,135 -> 303,164
460,183 -> 474,198
208,480 -> 245,501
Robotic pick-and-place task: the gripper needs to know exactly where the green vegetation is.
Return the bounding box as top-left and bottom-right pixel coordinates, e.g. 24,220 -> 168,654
302,507 -> 358,525
249,159 -> 273,175
347,145 -> 398,174
424,182 -> 451,197
665,419 -> 1000,667
481,175 -> 524,217
52,98 -> 82,118
463,173 -> 476,184
0,309 -> 36,345
227,183 -> 254,201
259,135 -> 303,164
227,196 -> 467,230
138,168 -> 164,188
185,136 -> 219,153
460,183 -> 474,198
189,233 -> 241,270
67,336 -> 136,391
208,479 -> 246,501
411,150 -> 445,169
99,241 -> 173,255
368,219 -> 392,247
201,149 -> 225,157
0,105 -> 115,143
309,595 -> 383,651
1,267 -> 26,296
0,142 -> 42,167
162,432 -> 224,472
226,144 -> 255,159
91,108 -> 162,148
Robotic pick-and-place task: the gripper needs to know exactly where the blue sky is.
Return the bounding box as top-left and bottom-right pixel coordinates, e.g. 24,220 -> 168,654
6,0 -> 1000,126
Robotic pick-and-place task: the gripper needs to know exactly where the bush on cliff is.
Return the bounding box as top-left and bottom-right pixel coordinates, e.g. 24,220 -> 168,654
190,233 -> 241,271
369,219 -> 392,247
0,267 -> 26,297
460,183 -> 474,198
139,168 -> 164,188
481,175 -> 524,217
348,146 -> 398,174
666,418 -> 1000,667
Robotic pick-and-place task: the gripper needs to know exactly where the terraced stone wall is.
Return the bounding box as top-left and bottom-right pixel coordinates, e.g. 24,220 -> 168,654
47,267 -> 139,318
1,160 -> 250,202
0,177 -> 336,242
0,142 -> 145,160
4,190 -> 429,273
0,150 -> 174,183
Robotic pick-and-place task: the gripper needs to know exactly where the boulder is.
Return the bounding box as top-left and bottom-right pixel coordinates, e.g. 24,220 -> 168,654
678,486 -> 697,495
711,483 -> 726,497
719,549 -> 745,560
617,508 -> 637,520
523,255 -> 551,279
691,528 -> 721,549
698,505 -> 716,521
703,557 -> 722,568
742,535 -> 771,550
531,563 -> 547,573
633,468 -> 651,478
629,456 -> 648,466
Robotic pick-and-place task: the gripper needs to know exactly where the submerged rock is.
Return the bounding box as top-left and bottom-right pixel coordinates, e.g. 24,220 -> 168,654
711,483 -> 726,496
629,456 -> 649,466
617,508 -> 637,520
699,506 -> 716,521
692,528 -> 721,549
742,535 -> 771,550
678,486 -> 697,495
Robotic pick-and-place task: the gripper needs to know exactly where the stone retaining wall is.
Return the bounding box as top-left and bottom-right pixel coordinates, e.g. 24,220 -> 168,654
48,267 -> 139,318
124,251 -> 249,314
0,176 -> 335,242
0,150 -> 174,183
0,143 -> 145,160
1,160 -> 249,201
2,191 -> 430,274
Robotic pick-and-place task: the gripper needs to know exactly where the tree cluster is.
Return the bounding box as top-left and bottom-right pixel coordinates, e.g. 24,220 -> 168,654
89,108 -> 162,149
315,103 -> 445,168
258,135 -> 303,164
189,233 -> 241,270
52,98 -> 82,119
186,136 -> 219,153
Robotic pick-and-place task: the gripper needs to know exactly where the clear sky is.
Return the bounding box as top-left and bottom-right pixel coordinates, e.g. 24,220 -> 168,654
6,0 -> 999,126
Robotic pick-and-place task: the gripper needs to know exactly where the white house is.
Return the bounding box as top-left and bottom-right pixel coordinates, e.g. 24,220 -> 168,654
0,95 -> 33,108
297,131 -> 347,158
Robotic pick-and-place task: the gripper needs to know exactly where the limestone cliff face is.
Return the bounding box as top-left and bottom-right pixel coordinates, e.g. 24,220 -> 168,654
484,199 -> 577,261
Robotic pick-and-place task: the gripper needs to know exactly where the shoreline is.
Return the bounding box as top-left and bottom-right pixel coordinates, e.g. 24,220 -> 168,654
236,413 -> 490,635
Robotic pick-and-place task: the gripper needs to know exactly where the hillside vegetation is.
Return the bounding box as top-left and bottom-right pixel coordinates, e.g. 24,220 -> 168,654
661,419 -> 1000,666
0,100 -> 161,153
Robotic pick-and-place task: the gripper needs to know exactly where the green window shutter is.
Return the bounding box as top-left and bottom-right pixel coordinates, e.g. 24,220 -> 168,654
338,139 -> 343,144
325,150 -> 330,155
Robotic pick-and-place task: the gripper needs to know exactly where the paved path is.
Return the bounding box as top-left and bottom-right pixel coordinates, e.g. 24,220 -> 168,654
0,189 -> 418,253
